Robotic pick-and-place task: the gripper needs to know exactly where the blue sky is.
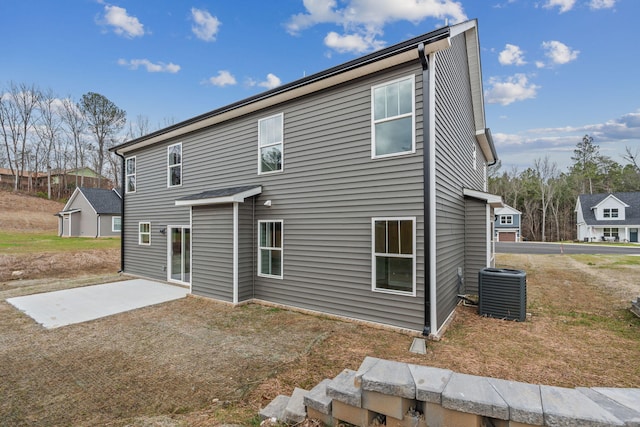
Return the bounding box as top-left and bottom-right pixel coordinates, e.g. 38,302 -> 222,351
2,0 -> 638,172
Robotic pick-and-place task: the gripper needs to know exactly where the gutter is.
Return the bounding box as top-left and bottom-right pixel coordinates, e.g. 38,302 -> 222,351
115,152 -> 125,273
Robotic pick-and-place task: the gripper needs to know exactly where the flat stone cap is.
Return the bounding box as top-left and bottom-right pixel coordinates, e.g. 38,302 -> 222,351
442,373 -> 509,420
408,364 -> 453,404
304,379 -> 333,415
541,385 -> 624,426
326,369 -> 361,408
358,357 -> 416,399
488,378 -> 543,425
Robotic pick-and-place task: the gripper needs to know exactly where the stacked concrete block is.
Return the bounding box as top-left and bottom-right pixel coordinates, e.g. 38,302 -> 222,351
264,356 -> 640,426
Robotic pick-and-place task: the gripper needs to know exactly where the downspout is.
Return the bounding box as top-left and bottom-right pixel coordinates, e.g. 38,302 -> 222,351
96,214 -> 100,238
418,43 -> 433,336
115,152 -> 125,273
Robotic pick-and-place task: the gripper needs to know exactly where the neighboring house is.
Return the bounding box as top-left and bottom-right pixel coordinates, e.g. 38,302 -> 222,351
110,20 -> 501,337
576,192 -> 640,243
494,204 -> 522,242
57,187 -> 122,238
49,167 -> 113,190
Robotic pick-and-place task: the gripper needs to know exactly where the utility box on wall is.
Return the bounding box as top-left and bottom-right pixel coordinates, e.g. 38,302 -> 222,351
478,268 -> 527,321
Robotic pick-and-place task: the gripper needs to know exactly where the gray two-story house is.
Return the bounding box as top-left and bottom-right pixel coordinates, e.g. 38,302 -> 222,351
110,19 -> 501,337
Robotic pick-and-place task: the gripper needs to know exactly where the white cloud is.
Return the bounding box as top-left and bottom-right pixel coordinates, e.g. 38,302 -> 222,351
543,0 -> 576,13
247,73 -> 282,90
102,5 -> 145,37
118,59 -> 180,73
287,0 -> 467,54
324,31 -> 385,54
485,74 -> 540,106
589,0 -> 616,9
191,8 -> 221,42
258,73 -> 282,90
498,44 -> 526,66
206,70 -> 237,87
541,40 -> 579,65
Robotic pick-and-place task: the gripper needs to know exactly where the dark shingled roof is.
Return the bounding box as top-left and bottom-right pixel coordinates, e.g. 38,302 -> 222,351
78,187 -> 122,215
578,192 -> 640,226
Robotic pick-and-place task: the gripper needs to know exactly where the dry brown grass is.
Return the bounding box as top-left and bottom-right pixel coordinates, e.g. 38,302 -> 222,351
1,191 -> 639,426
0,190 -> 63,232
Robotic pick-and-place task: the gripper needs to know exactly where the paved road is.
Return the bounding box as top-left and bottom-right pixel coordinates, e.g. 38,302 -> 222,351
496,242 -> 640,255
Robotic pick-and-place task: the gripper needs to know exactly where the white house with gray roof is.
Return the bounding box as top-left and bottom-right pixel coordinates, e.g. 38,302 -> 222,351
110,20 -> 502,337
575,192 -> 640,243
57,187 -> 122,238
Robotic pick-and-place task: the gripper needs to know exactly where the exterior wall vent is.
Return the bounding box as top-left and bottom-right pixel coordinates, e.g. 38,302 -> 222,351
478,268 -> 527,321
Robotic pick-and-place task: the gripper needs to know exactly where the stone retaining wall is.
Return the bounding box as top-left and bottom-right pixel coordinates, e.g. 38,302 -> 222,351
261,356 -> 640,426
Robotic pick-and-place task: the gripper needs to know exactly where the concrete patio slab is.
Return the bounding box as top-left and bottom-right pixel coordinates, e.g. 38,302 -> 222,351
7,279 -> 189,329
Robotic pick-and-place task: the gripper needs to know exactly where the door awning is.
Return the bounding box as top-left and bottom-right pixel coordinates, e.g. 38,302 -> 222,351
463,188 -> 504,208
56,209 -> 81,217
175,185 -> 262,206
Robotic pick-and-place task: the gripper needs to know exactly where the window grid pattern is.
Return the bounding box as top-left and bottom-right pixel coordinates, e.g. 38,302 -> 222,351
258,220 -> 283,279
371,76 -> 415,158
139,222 -> 151,245
125,157 -> 136,193
258,114 -> 283,174
168,143 -> 182,187
372,218 -> 415,295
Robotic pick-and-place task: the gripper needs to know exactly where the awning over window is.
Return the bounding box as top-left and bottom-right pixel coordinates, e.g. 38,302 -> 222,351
175,185 -> 262,206
463,188 -> 504,208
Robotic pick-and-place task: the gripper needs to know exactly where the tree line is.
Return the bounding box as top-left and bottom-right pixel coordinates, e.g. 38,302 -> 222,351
0,81 -> 173,198
489,135 -> 640,241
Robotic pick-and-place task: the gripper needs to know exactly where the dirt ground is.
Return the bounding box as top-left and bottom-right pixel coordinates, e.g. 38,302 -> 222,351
1,191 -> 639,426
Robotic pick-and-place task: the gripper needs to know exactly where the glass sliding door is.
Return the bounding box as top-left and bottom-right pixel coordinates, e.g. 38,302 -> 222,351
169,226 -> 191,284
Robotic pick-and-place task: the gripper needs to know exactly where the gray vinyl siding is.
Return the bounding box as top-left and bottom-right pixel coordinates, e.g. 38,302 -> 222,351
191,204 -> 233,302
238,200 -> 255,302
122,61 -> 426,331
68,195 -> 96,237
464,197 -> 487,295
98,214 -> 120,237
433,33 -> 487,330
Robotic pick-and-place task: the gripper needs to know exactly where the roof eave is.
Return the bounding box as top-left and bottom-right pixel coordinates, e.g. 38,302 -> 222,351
111,25 -> 454,155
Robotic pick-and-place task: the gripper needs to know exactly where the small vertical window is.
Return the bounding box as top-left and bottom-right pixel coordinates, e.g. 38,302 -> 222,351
371,76 -> 415,158
112,216 -> 121,232
258,114 -> 283,174
168,143 -> 182,187
258,220 -> 283,278
372,218 -> 416,295
125,157 -> 136,193
139,222 -> 151,245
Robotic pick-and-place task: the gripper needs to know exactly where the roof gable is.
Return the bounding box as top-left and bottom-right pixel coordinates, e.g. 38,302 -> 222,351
578,192 -> 640,225
495,205 -> 521,215
71,187 -> 122,214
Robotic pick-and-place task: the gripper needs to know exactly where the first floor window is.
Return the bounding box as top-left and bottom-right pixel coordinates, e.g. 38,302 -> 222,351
139,222 -> 151,245
604,228 -> 619,239
126,157 -> 136,193
372,217 -> 416,295
112,216 -> 122,232
258,220 -> 282,278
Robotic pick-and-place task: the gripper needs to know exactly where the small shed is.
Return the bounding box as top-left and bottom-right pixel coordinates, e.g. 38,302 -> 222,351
57,187 -> 122,238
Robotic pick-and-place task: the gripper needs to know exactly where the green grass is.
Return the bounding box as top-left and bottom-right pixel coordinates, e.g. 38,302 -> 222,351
0,231 -> 120,254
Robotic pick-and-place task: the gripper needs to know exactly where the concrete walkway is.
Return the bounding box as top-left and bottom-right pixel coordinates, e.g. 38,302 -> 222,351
7,279 -> 189,329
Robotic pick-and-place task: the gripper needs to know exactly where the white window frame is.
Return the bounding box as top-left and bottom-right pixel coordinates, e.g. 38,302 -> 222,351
258,220 -> 283,279
371,217 -> 416,296
258,113 -> 284,175
138,221 -> 151,246
500,215 -> 513,225
371,75 -> 416,159
125,156 -> 136,194
604,227 -> 619,238
167,143 -> 182,188
112,216 -> 121,232
603,208 -> 619,218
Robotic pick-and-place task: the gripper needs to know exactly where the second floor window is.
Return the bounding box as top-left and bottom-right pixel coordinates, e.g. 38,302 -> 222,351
500,215 -> 513,225
168,143 -> 182,187
371,76 -> 415,158
604,208 -> 619,218
125,157 -> 136,193
258,113 -> 283,174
